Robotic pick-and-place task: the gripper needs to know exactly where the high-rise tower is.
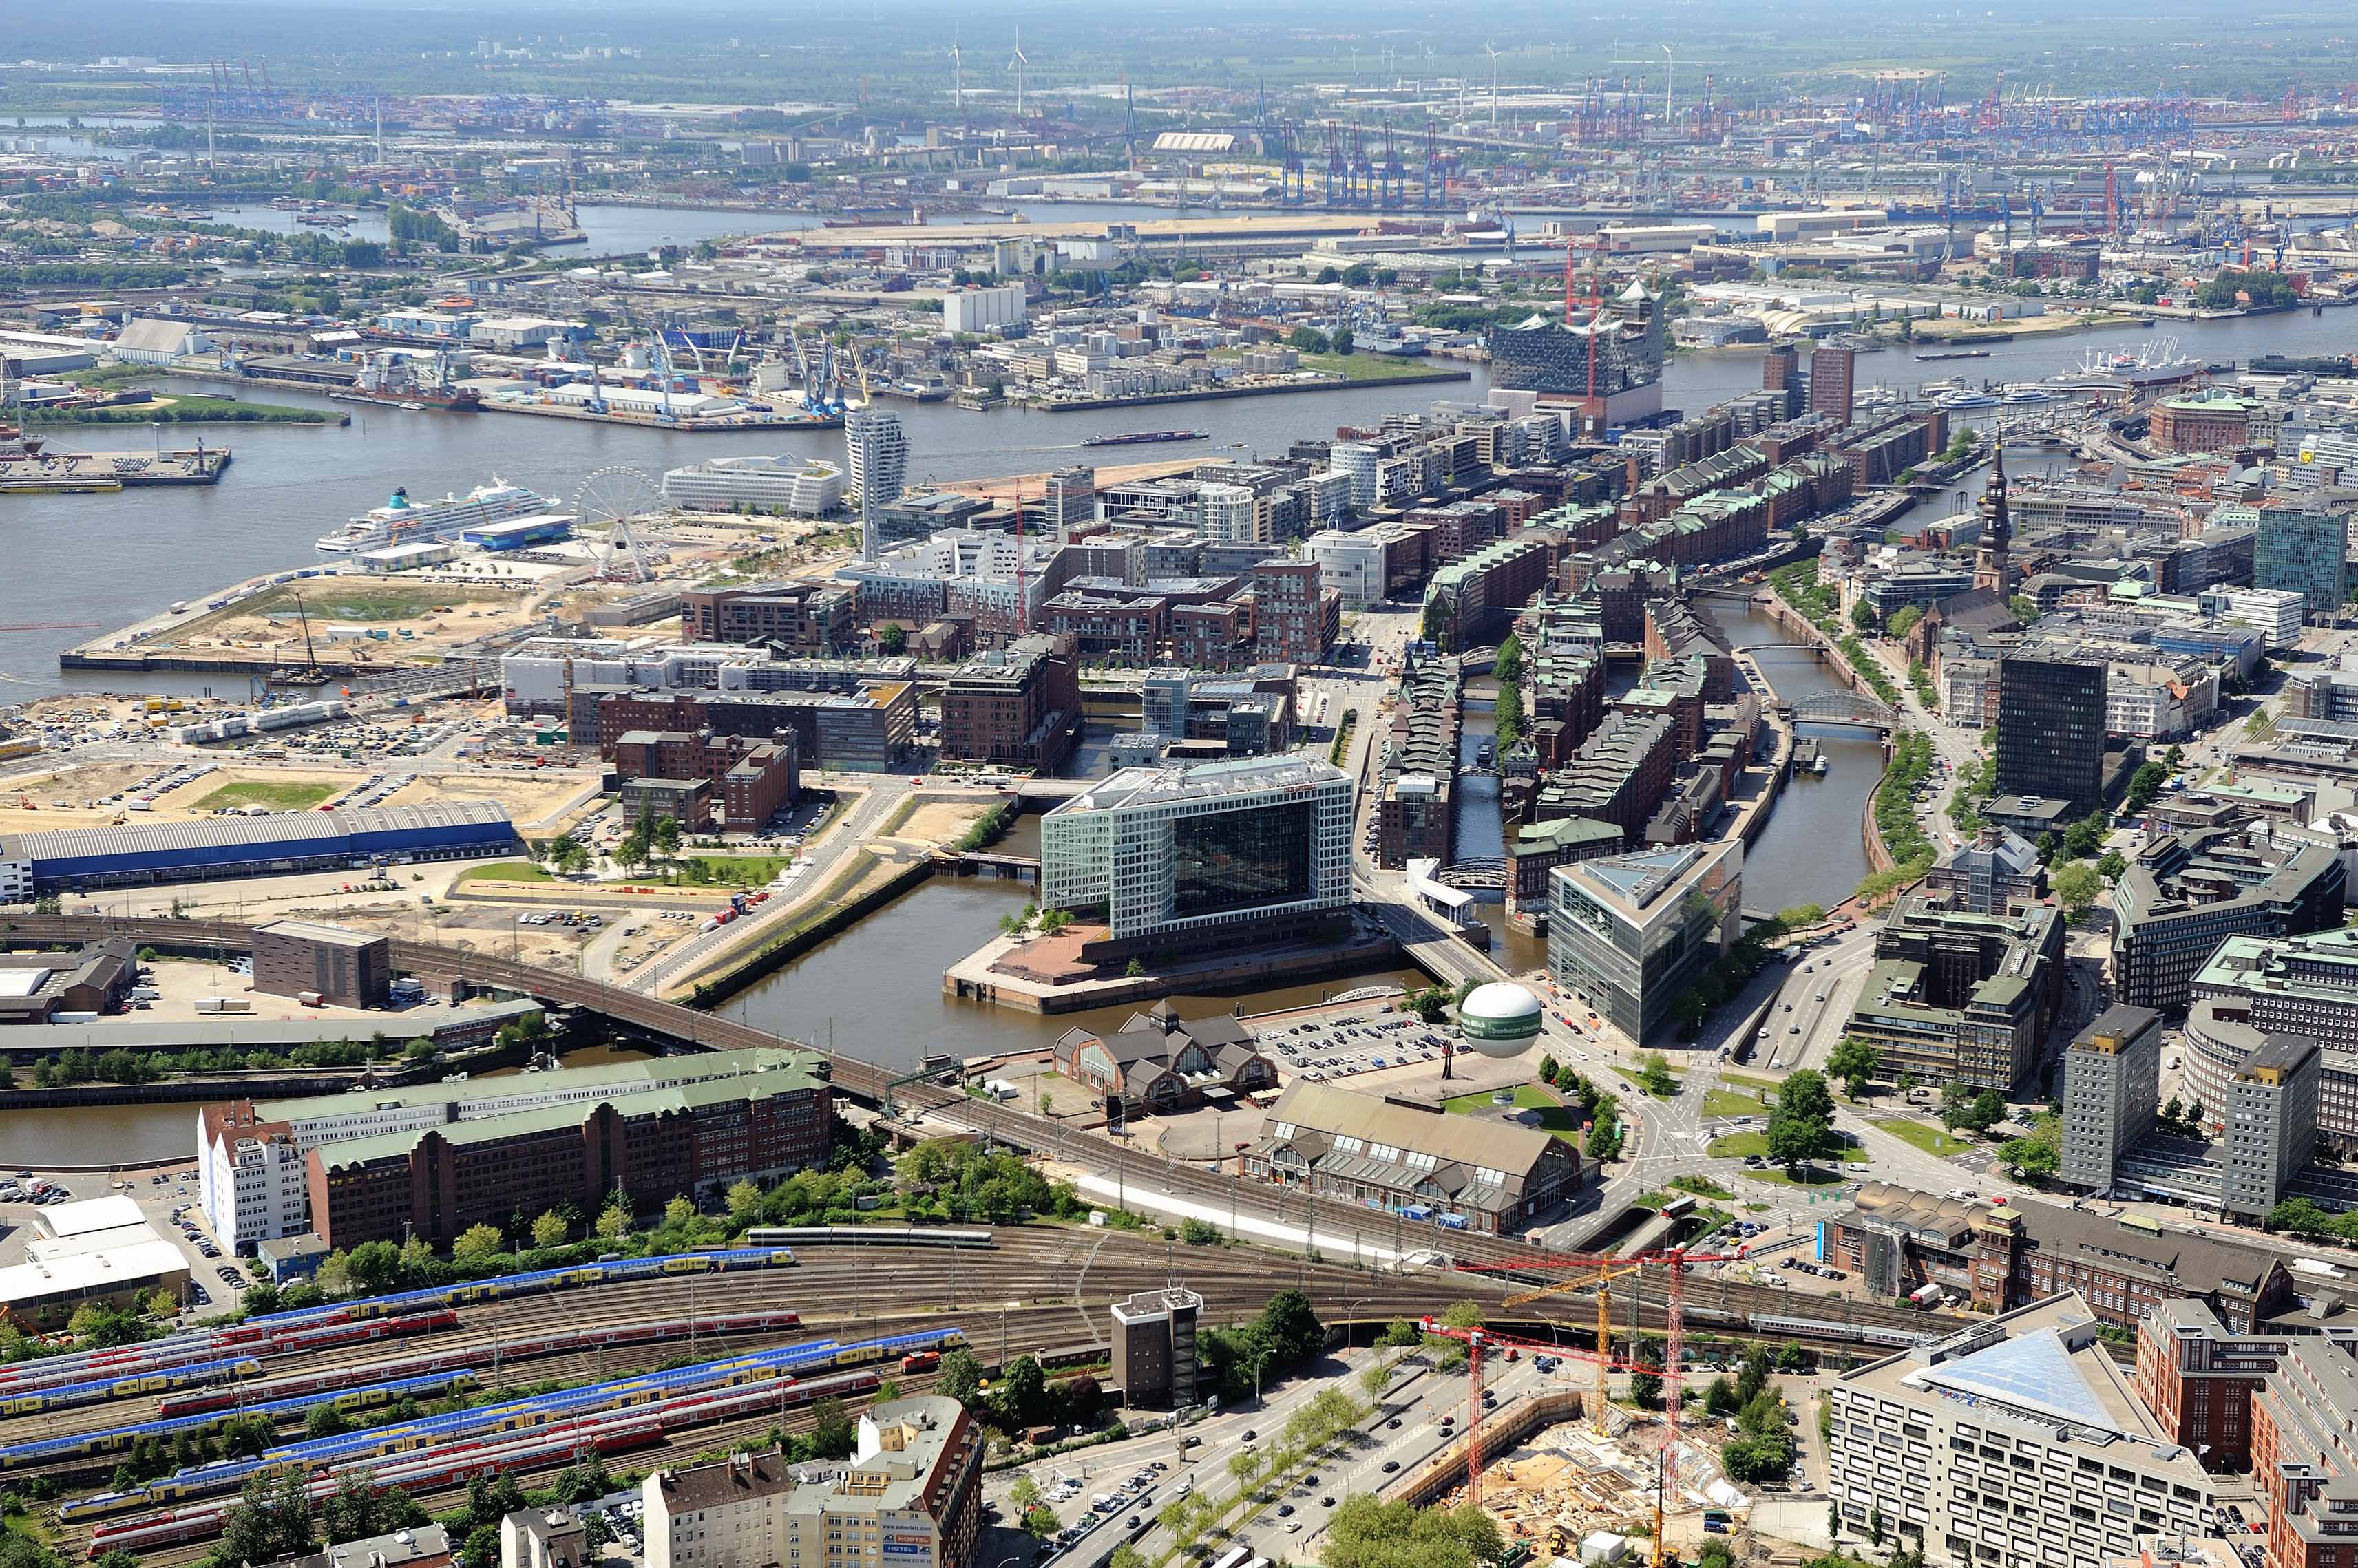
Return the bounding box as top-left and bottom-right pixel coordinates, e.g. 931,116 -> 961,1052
844,407 -> 908,561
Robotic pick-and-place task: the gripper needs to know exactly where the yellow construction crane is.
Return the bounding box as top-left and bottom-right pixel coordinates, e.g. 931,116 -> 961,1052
1506,1258 -> 1645,1434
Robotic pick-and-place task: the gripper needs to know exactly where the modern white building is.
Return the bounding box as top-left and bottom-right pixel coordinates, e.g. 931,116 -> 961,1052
663,455 -> 844,517
1824,1292 -> 2214,1568
643,1397 -> 982,1568
845,407 -> 909,558
1041,756 -> 1352,948
1197,482 -> 1261,544
1329,443 -> 1381,512
2103,657 -> 2217,740
940,284 -> 1027,335
2196,585 -> 2306,650
1305,529 -> 1390,608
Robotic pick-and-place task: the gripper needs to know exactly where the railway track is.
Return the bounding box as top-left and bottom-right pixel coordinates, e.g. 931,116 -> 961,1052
0,915 -> 1951,1329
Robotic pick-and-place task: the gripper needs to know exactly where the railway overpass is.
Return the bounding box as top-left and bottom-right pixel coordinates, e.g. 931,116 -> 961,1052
4,911 -> 1946,1347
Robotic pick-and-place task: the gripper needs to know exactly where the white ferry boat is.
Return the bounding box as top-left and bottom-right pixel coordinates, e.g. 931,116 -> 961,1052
315,478 -> 548,553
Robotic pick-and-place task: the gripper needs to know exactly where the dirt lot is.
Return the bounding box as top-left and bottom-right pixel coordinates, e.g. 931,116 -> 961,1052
0,760 -> 368,829
881,798 -> 993,847
378,768 -> 598,830
151,578 -> 538,664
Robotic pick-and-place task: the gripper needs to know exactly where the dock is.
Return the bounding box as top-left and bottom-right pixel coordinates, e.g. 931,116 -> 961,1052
0,445 -> 231,491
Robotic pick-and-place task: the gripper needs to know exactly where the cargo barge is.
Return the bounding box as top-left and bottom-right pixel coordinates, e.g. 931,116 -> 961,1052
1082,429 -> 1209,447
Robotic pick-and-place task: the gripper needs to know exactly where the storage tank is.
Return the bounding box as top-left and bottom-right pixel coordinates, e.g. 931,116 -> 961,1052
1457,982 -> 1544,1059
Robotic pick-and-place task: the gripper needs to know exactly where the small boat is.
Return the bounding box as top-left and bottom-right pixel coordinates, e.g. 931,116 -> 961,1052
1813,755 -> 1829,776
399,402 -> 425,412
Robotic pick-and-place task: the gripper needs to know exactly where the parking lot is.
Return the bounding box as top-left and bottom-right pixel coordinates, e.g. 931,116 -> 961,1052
1254,1011 -> 1460,1084
0,1161 -> 234,1315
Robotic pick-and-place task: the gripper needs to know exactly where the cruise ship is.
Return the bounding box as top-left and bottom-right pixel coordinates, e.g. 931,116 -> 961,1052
315,478 -> 549,553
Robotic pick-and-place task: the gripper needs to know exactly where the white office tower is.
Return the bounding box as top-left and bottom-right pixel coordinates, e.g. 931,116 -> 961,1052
845,407 -> 909,560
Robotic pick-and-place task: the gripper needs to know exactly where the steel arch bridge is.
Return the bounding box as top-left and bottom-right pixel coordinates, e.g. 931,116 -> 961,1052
1789,689 -> 1900,729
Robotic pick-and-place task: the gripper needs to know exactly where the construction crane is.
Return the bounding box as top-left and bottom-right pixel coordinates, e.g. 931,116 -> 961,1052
1504,1259 -> 1645,1434
1455,1243 -> 1749,1563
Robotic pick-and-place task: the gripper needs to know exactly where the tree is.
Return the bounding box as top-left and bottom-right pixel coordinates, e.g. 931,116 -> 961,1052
809,1397 -> 858,1459
1062,1372 -> 1103,1427
218,1470 -> 318,1568
1495,633 -> 1525,686
1827,1037 -> 1882,1099
726,1180 -> 764,1228
2052,860 -> 2103,919
1766,1068 -> 1834,1167
1886,606 -> 1924,641
2002,1134 -> 2060,1180
879,622 -> 907,655
1325,1496 -> 1504,1568
2010,594 -> 2039,626
452,1223 -> 505,1264
147,1286 -> 181,1318
1331,327 -> 1356,356
2272,1197 -> 2335,1236
530,1209 -> 569,1249
664,1194 -> 697,1231
1851,602 -> 1878,633
2097,848 -> 2127,882
2063,809 -> 2109,860
1704,1375 -> 1739,1415
2124,759 -> 2170,813
305,1401 -> 350,1439
1638,1052 -> 1676,1097
1288,325 -> 1332,354
935,1346 -> 983,1404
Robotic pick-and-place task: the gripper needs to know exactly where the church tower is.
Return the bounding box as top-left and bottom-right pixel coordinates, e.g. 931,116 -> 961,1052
1972,445 -> 2012,593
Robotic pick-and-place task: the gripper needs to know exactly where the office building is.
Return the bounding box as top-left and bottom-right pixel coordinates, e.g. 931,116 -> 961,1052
1844,891 -> 2065,1091
2253,1327 -> 2358,1568
1546,840 -> 1742,1044
643,1397 -> 982,1568
2198,586 -> 2306,650
845,408 -> 909,560
662,456 -> 843,517
679,580 -> 859,653
1824,1183 -> 2295,1333
2132,1299 -> 2282,1473
1824,1293 -> 2215,1568
1922,828 -> 2045,915
1040,757 -> 1351,958
1042,467 -> 1097,535
2255,505 -> 2346,616
200,1049 -> 829,1249
939,635 -> 1081,775
1111,1288 -> 1201,1408
198,1101 -> 313,1251
2061,1004 -> 2162,1191
2110,828 -> 2345,1013
1807,345 -> 1855,424
1995,648 -> 2108,818
1241,1079 -> 1581,1236
251,920 -> 392,1010
2220,1034 -> 2320,1220
1761,344 -> 1799,415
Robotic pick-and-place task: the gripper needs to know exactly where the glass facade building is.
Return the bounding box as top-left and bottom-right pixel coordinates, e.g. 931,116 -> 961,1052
1041,757 -> 1351,944
1995,650 -> 2108,818
2255,505 -> 2348,616
1546,840 -> 1742,1043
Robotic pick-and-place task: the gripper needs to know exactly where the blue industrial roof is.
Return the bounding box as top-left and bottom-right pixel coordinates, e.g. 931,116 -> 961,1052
3,801 -> 514,880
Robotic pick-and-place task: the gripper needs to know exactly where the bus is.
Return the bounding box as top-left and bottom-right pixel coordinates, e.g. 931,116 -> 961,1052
1210,1548 -> 1250,1568
1659,1193 -> 1700,1221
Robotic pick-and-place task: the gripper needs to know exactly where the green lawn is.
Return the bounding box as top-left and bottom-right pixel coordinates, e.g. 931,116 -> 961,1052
1296,352 -> 1456,383
1668,1175 -> 1735,1200
1880,1119 -> 1977,1158
1740,1164 -> 1851,1188
243,582 -> 516,624
673,854 -> 793,887
193,779 -> 337,812
1709,1129 -> 1868,1165
1703,1087 -> 1772,1120
1611,1065 -> 1684,1098
1720,1072 -> 1782,1096
456,859 -> 555,884
1442,1085 -> 1585,1143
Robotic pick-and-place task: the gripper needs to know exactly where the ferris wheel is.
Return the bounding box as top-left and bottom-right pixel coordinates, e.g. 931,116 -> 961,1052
574,464 -> 662,583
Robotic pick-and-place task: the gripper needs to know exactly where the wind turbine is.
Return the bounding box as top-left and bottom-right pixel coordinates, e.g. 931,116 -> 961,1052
1486,43 -> 1501,130
1007,26 -> 1028,120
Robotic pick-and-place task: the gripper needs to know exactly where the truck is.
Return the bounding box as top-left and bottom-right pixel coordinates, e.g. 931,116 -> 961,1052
1909,1282 -> 1944,1307
297,990 -> 325,1008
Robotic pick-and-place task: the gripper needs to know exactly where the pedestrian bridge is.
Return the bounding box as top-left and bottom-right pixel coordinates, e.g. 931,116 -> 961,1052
1436,858 -> 1509,891
1787,689 -> 1899,730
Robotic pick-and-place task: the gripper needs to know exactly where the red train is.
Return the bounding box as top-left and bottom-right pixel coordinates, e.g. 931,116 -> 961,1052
155,1309 -> 801,1418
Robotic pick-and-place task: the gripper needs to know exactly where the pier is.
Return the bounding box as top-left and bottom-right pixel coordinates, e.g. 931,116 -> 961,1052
0,445 -> 231,491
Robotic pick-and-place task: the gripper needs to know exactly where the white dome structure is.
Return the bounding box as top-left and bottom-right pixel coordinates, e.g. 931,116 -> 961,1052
1457,981 -> 1544,1059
